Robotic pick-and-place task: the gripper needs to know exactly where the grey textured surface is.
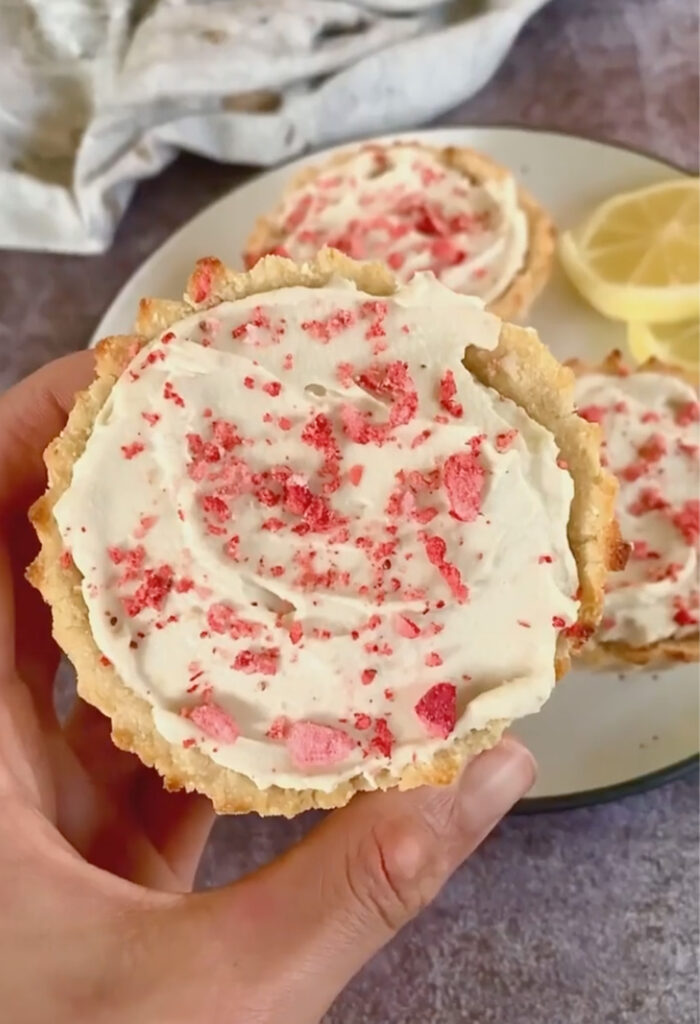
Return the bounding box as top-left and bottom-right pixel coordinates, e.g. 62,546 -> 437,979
1,0 -> 698,1021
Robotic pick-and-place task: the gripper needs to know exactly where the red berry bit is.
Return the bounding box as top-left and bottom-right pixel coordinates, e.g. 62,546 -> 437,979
443,451 -> 485,523
619,461 -> 648,483
141,411 -> 161,427
423,534 -> 469,604
552,615 -> 567,629
675,401 -> 700,426
637,433 -> 667,463
578,404 -> 607,424
438,369 -> 463,418
121,441 -> 145,460
670,499 -> 700,546
361,668 -> 377,685
206,602 -> 261,639
414,683 -> 457,739
627,488 -> 670,517
394,614 -> 420,638
495,429 -> 518,453
163,381 -> 185,407
185,703 -> 239,744
122,564 -> 174,617
354,713 -> 372,731
59,550 -> 72,569
232,647 -> 280,676
368,717 -> 395,758
286,721 -> 356,768
266,716 -> 290,740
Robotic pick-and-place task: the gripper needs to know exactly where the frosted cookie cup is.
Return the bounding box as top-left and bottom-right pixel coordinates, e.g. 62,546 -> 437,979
244,142 -> 555,321
571,350 -> 699,667
29,251 -> 618,816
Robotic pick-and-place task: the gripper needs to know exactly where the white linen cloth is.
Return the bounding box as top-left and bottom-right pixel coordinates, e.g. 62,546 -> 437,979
0,0 -> 550,253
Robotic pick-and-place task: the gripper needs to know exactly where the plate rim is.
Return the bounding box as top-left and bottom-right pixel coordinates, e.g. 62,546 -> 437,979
92,124 -> 699,811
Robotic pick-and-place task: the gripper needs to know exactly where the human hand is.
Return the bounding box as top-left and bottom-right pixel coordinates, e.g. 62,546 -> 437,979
0,353 -> 536,1024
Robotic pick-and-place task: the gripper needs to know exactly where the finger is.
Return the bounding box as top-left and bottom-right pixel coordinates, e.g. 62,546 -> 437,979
0,350 -> 94,520
65,700 -> 214,888
202,737 -> 535,1023
0,352 -> 95,706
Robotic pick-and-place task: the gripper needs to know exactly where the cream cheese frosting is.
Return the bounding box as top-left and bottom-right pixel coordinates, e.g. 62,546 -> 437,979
574,371 -> 699,648
249,144 -> 528,305
55,274 -> 578,792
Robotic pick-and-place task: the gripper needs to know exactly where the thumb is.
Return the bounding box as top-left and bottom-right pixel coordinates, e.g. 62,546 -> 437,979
229,736 -> 535,1022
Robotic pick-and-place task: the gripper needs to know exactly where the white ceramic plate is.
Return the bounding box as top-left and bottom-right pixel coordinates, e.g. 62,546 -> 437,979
92,127 -> 699,808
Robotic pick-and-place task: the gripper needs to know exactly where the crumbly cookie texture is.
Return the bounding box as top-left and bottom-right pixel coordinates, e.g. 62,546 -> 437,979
569,350 -> 699,669
244,142 -> 555,322
29,251 -> 618,816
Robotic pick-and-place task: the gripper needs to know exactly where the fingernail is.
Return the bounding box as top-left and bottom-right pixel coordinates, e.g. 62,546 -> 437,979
457,736 -> 536,825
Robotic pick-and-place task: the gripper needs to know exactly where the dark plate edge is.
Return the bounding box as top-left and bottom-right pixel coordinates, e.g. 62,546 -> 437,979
514,754 -> 699,814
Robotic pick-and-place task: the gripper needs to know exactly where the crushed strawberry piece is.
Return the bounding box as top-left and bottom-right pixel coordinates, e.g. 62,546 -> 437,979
423,534 -> 469,603
141,411 -> 161,427
443,452 -> 484,523
414,683 -> 457,739
495,429 -> 518,453
206,602 -> 260,639
361,668 -> 377,685
212,420 -> 242,450
266,716 -> 290,740
233,647 -> 279,676
438,369 -> 463,418
123,564 -> 174,617
262,381 -> 282,397
369,717 -> 395,758
670,499 -> 700,546
163,381 -> 185,407
578,404 -> 607,424
121,441 -> 145,460
675,401 -> 700,426
354,713 -> 372,731
552,616 -> 566,629
286,721 -> 356,768
620,461 -> 648,483
186,702 -> 239,744
347,464 -> 364,486
288,621 -> 303,645
59,550 -> 72,569
627,488 -> 670,517
394,614 -> 420,638
425,652 -> 443,667
637,433 -> 667,462
108,544 -> 145,582
538,554 -> 553,564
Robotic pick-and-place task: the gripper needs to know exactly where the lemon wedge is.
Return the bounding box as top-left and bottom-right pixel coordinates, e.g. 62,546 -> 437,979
559,178 -> 700,323
627,318 -> 699,374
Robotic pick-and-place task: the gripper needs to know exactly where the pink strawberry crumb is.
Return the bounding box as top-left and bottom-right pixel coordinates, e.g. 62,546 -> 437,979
443,452 -> 484,523
188,703 -> 239,744
286,721 -> 356,768
121,441 -> 145,460
414,683 -> 457,739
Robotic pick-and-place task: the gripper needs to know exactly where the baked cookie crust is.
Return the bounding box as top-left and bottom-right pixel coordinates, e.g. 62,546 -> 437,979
29,250 -> 617,815
568,349 -> 699,669
244,143 -> 555,322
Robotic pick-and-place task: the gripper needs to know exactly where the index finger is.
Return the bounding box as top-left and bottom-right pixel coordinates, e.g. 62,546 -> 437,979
0,351 -> 95,521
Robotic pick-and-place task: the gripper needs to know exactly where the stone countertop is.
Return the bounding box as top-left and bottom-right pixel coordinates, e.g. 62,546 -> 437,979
1,0 -> 698,1021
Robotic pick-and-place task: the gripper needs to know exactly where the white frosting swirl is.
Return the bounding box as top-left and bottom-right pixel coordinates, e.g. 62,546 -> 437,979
55,275 -> 577,792
253,144 -> 528,305
574,371 -> 699,648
